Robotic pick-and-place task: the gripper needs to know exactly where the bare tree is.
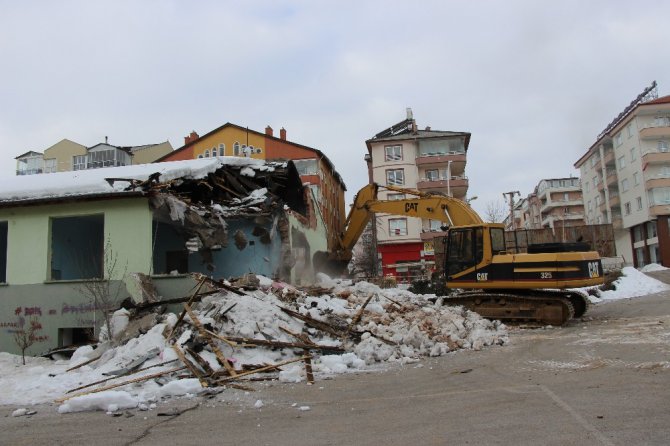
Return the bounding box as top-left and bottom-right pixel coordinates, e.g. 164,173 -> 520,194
13,316 -> 41,365
77,240 -> 128,341
484,199 -> 507,223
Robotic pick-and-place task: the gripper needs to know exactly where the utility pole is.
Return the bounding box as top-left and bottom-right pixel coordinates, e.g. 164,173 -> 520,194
502,191 -> 520,230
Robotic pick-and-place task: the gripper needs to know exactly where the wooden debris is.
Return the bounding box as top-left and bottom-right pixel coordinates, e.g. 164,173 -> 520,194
186,347 -> 215,376
65,359 -> 179,394
65,353 -> 103,372
57,365 -> 187,403
167,275 -> 207,340
212,356 -> 311,384
183,303 -> 237,377
346,294 -> 375,336
172,344 -> 209,387
224,335 -> 344,352
279,326 -> 316,384
279,307 -> 347,338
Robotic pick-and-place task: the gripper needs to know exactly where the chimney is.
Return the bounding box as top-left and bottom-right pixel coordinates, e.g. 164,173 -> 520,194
280,127 -> 286,140
406,107 -> 413,120
265,125 -> 273,137
184,130 -> 199,145
425,126 -> 431,131
105,136 -> 108,144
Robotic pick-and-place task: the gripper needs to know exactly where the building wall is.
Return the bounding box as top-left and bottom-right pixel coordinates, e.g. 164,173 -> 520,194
0,197 -> 156,355
132,142 -> 174,165
43,139 -> 87,172
190,127 -> 265,159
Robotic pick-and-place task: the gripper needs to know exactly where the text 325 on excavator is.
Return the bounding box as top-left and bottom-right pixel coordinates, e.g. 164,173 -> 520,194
316,183 -> 604,326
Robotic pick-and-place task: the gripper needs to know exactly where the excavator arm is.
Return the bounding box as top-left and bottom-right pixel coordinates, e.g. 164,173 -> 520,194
327,183 -> 483,265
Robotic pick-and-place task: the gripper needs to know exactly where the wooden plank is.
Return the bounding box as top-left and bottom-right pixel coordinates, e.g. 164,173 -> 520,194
346,294 -> 375,335
65,359 -> 179,394
279,307 -> 345,338
186,347 -> 215,376
212,356 -> 310,383
184,303 -> 237,377
224,335 -> 344,352
56,365 -> 187,403
167,275 -> 207,340
172,344 -> 209,387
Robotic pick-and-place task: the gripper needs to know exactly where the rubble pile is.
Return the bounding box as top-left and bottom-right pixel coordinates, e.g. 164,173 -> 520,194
53,274 -> 507,413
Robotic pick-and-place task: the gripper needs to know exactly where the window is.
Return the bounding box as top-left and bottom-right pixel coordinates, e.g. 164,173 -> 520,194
73,155 -> 87,171
44,158 -> 57,173
659,141 -> 669,152
654,116 -> 670,127
647,220 -> 658,238
624,202 -> 631,215
627,123 -> 633,138
50,215 -> 104,280
425,169 -> 439,181
633,172 -> 639,186
384,145 -> 403,161
563,192 -> 569,201
590,156 -> 597,168
219,143 -> 225,155
293,159 -> 318,175
428,220 -> 443,231
388,193 -> 405,200
618,155 -> 626,170
585,182 -> 590,193
204,150 -> 210,158
386,169 -> 404,186
587,200 -> 592,212
595,195 -> 601,207
621,178 -> 629,192
233,142 -> 241,156
197,154 -> 203,159
636,197 -> 643,211
614,132 -> 623,146
592,176 -> 598,188
211,148 -> 217,157
630,147 -> 637,161
389,218 -> 408,236
633,225 -> 644,242
0,221 -> 7,283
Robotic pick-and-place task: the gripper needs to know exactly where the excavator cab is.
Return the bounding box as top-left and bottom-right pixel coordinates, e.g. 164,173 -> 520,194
445,224 -> 506,283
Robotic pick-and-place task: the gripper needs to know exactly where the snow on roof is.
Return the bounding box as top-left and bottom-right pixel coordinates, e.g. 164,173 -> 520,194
0,157 -> 269,204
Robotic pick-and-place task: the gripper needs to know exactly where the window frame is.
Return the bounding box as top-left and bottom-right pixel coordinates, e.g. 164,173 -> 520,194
386,168 -> 405,186
388,218 -> 408,236
384,145 -> 403,161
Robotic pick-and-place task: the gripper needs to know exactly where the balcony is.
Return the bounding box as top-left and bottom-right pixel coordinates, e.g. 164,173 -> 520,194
415,153 -> 466,174
640,125 -> 670,140
416,176 -> 468,197
612,215 -> 624,229
605,169 -> 618,186
540,199 -> 583,214
645,176 -> 670,189
642,150 -> 670,165
16,168 -> 43,176
602,149 -> 616,167
608,193 -> 620,208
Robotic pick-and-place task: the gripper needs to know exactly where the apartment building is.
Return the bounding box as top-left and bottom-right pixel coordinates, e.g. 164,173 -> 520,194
574,82 -> 670,267
15,139 -> 173,175
364,109 -> 471,281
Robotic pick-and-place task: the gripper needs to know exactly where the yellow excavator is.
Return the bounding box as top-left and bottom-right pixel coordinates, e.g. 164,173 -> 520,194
317,183 -> 604,326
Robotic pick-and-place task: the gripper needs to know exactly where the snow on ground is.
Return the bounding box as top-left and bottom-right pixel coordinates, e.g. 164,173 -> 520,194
0,277 -> 507,414
590,266 -> 670,302
639,263 -> 669,273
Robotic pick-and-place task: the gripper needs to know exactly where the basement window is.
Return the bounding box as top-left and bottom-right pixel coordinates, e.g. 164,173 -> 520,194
50,215 -> 104,280
0,221 -> 7,283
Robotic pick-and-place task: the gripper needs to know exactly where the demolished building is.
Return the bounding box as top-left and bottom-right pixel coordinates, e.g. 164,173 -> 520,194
0,157 -> 328,355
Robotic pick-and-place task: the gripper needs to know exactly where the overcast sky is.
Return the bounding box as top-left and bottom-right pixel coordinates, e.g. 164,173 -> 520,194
1,0 -> 669,217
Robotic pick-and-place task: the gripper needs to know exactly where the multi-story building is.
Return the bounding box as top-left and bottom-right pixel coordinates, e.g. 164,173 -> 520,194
364,109 -> 471,281
157,122 -> 347,252
15,139 -> 172,175
575,82 -> 670,267
535,178 -> 584,230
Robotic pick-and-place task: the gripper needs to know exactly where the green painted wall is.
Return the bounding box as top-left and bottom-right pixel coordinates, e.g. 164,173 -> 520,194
0,198 -> 153,285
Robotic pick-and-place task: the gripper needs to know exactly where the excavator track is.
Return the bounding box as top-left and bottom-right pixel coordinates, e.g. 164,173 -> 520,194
441,289 -> 588,326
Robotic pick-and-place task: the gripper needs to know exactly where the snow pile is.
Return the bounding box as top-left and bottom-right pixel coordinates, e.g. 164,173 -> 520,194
0,277 -> 509,413
592,266 -> 670,301
639,263 -> 669,273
